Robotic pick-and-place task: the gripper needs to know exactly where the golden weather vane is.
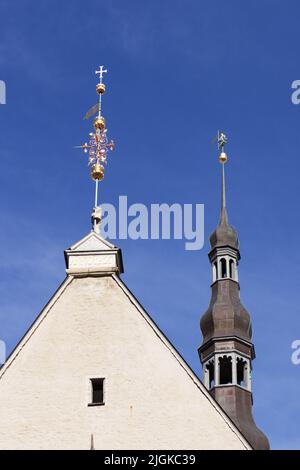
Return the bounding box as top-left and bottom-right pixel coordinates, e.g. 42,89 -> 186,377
75,66 -> 115,215
212,130 -> 228,164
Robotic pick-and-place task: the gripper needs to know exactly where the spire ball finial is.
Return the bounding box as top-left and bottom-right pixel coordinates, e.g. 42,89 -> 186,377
91,162 -> 105,181
93,115 -> 106,130
96,83 -> 106,95
219,151 -> 228,164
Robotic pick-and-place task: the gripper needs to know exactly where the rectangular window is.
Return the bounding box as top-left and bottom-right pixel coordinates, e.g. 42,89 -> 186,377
89,378 -> 105,406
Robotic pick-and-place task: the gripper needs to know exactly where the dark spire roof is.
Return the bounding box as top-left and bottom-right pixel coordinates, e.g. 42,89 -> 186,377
199,142 -> 270,450
209,163 -> 239,250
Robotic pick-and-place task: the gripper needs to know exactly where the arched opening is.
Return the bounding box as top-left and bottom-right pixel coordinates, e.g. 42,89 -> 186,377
206,360 -> 215,389
213,261 -> 218,281
219,355 -> 232,384
237,357 -> 248,388
229,259 -> 234,279
220,258 -> 227,278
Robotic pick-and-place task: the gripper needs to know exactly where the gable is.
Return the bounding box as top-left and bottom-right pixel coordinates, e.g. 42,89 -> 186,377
65,232 -> 123,275
0,274 -> 250,450
69,231 -> 117,252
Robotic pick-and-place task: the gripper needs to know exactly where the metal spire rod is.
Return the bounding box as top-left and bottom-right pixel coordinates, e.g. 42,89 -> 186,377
75,65 -> 115,232
221,161 -> 226,210
98,89 -> 102,118
95,180 -> 99,208
216,130 -> 228,224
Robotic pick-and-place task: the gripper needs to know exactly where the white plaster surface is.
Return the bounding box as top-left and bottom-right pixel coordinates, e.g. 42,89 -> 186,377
68,253 -> 116,269
0,275 -> 249,450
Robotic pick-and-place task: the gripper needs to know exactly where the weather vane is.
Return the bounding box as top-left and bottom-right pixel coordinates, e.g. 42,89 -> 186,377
212,130 -> 228,163
75,66 -> 115,231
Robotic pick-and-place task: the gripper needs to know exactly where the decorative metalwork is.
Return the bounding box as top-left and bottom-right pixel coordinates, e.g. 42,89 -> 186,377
212,130 -> 228,164
86,130 -> 115,168
75,65 -> 115,208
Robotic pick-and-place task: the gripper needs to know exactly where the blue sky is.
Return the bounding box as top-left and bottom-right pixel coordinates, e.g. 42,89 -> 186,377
0,0 -> 300,449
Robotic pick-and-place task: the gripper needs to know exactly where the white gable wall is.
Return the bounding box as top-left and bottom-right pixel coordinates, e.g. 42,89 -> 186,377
0,274 -> 249,450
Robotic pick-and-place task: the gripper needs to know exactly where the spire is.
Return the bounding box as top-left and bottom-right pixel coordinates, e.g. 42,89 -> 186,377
210,132 -> 239,250
68,67 -> 123,277
198,132 -> 269,450
75,66 -> 115,232
220,161 -> 229,225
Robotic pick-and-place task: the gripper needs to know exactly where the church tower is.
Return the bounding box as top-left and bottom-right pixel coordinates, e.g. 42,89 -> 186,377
199,133 -> 269,450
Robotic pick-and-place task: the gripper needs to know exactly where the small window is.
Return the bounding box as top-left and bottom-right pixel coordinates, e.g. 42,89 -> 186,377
89,378 -> 105,406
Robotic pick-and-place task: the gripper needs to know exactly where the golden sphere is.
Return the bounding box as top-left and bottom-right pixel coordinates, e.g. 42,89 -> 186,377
93,116 -> 106,130
91,163 -> 105,181
96,83 -> 106,94
219,151 -> 228,164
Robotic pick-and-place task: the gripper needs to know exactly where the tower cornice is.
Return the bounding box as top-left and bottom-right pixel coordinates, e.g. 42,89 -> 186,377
208,245 -> 241,262
198,335 -> 255,361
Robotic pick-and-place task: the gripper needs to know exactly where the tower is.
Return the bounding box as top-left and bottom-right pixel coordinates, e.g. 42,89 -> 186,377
199,133 -> 269,450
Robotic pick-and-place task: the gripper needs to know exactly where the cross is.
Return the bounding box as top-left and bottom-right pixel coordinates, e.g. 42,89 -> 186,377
95,65 -> 107,84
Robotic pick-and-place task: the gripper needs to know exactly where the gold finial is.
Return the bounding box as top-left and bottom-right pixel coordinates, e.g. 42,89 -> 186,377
75,66 -> 115,217
91,162 -> 105,181
93,115 -> 106,130
96,83 -> 106,95
219,152 -> 227,164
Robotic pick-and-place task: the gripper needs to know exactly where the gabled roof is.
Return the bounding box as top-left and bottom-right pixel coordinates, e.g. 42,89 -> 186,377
112,274 -> 252,449
69,231 -> 117,252
0,268 -> 252,449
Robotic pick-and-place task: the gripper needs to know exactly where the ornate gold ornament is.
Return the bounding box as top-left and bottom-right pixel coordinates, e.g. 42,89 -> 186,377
75,65 -> 115,208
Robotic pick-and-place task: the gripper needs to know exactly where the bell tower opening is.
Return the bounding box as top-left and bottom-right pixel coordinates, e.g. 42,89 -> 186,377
229,259 -> 234,279
206,360 -> 215,388
219,355 -> 232,385
237,357 -> 249,388
213,261 -> 218,282
220,258 -> 227,278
